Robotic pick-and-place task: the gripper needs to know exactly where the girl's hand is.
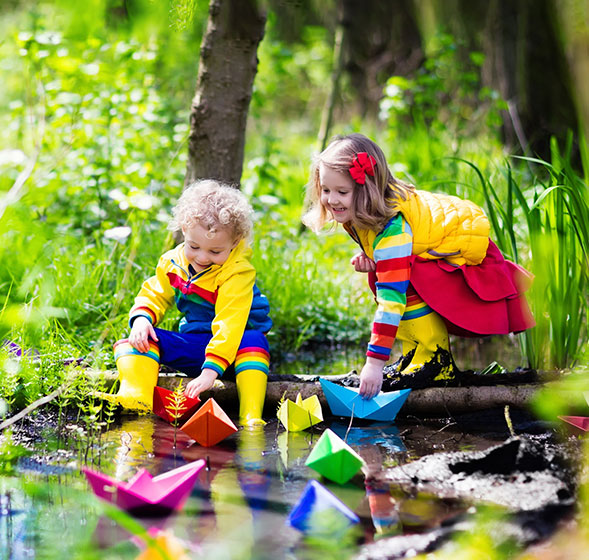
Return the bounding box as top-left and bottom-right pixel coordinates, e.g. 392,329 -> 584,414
359,357 -> 384,399
351,252 -> 376,273
128,317 -> 158,353
185,369 -> 218,400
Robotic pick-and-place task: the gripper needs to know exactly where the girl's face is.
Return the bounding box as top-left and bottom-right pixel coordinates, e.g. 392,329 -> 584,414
318,163 -> 355,224
182,222 -> 238,272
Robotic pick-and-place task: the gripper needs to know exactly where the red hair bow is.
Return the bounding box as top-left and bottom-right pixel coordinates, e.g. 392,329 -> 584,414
349,152 -> 376,185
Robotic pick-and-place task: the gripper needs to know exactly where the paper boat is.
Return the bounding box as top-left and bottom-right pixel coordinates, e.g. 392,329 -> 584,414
320,378 -> 411,421
305,429 -> 364,484
558,415 -> 589,431
180,398 -> 237,447
277,393 -> 323,431
152,386 -> 201,424
287,479 -> 359,532
82,459 -> 206,515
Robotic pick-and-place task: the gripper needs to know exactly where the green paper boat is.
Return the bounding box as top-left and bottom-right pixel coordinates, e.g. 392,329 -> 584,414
277,393 -> 323,432
305,429 -> 364,484
320,378 -> 411,421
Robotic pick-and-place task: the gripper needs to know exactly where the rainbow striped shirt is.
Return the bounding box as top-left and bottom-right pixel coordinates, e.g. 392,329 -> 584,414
347,215 -> 413,361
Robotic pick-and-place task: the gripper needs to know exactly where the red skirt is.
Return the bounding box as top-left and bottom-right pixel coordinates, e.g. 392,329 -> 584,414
370,241 -> 535,337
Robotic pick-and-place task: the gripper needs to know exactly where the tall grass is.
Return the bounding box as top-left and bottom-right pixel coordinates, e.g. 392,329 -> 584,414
456,134 -> 589,370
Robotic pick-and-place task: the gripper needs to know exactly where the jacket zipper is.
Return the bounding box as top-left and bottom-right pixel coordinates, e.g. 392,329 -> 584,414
171,259 -> 212,290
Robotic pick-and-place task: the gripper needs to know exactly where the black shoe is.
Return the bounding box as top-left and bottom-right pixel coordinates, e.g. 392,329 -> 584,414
383,348 -> 458,391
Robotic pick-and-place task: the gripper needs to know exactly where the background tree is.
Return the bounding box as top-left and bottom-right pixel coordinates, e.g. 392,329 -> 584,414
185,0 -> 266,187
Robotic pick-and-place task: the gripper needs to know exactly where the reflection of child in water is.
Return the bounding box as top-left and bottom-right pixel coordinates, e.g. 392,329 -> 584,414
359,445 -> 400,537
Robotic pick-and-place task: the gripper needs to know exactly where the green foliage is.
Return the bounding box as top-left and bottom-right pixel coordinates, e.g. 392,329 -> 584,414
454,133 -> 589,370
1,0 -> 588,421
164,378 -> 186,448
0,430 -> 31,475
379,32 -> 505,140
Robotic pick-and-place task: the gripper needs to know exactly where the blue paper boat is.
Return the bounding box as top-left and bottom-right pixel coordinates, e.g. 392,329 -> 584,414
320,378 -> 411,421
287,479 -> 359,532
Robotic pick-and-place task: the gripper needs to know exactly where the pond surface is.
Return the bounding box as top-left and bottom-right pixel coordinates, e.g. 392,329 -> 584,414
0,410 -> 533,560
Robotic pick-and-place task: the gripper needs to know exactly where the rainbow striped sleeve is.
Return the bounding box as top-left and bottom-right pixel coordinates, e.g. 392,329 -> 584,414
367,216 -> 413,361
202,353 -> 231,377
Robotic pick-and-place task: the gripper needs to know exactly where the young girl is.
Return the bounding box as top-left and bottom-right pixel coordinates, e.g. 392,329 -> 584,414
303,133 -> 534,398
111,180 -> 272,425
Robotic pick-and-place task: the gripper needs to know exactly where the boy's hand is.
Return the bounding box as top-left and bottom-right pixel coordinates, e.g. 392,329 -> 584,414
128,316 -> 158,353
351,252 -> 376,273
185,369 -> 218,400
358,357 -> 384,399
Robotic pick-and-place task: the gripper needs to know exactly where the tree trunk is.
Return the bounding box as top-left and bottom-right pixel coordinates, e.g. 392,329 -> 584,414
554,0 -> 589,146
481,0 -> 579,158
341,0 -> 424,116
185,0 -> 266,187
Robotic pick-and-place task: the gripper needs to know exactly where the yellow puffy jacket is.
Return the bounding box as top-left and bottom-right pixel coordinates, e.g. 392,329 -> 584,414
349,190 -> 490,266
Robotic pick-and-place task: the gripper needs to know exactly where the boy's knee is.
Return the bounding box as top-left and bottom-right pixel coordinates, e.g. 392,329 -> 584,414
239,330 -> 269,353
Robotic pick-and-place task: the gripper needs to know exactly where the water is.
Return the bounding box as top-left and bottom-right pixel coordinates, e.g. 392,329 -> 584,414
1,414 -> 507,560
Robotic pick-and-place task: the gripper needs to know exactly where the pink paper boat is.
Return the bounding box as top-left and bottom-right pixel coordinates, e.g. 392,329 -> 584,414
82,459 -> 206,516
558,415 -> 589,431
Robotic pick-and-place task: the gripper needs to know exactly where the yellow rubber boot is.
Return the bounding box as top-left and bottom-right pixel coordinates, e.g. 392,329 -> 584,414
109,339 -> 160,412
396,311 -> 452,378
235,369 -> 267,426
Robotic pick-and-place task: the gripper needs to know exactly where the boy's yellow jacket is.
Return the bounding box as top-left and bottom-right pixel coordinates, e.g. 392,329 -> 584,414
130,240 -> 272,374
351,190 -> 490,266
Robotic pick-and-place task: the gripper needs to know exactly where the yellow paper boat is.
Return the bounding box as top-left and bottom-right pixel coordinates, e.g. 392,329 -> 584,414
277,393 -> 323,432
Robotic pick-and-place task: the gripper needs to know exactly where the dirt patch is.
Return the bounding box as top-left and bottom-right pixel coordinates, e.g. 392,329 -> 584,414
357,433 -> 577,559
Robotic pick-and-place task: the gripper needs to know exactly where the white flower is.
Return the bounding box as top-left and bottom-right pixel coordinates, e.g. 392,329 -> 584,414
103,226 -> 132,242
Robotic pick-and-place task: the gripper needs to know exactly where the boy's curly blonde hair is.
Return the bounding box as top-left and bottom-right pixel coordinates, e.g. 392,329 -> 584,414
168,180 -> 253,241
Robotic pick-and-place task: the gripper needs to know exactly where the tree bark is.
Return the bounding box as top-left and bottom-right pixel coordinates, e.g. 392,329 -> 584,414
481,0 -> 579,158
553,0 -> 589,146
185,0 -> 266,187
341,0 -> 424,116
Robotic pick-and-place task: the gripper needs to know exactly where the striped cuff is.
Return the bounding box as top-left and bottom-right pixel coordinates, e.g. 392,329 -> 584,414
202,353 -> 230,377
129,307 -> 156,328
366,347 -> 390,361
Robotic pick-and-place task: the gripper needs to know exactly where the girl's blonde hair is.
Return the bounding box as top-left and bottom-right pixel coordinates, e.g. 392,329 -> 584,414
168,179 -> 253,241
302,133 -> 414,232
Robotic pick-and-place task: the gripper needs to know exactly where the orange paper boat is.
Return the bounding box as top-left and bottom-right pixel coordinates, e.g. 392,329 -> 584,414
558,415 -> 589,431
180,398 -> 237,447
152,386 -> 201,424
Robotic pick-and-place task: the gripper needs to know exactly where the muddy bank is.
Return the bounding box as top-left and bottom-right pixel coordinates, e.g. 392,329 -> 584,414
357,434 -> 577,559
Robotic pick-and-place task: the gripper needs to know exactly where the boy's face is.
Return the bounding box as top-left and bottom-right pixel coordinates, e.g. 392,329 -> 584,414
319,163 -> 355,224
182,222 -> 238,272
